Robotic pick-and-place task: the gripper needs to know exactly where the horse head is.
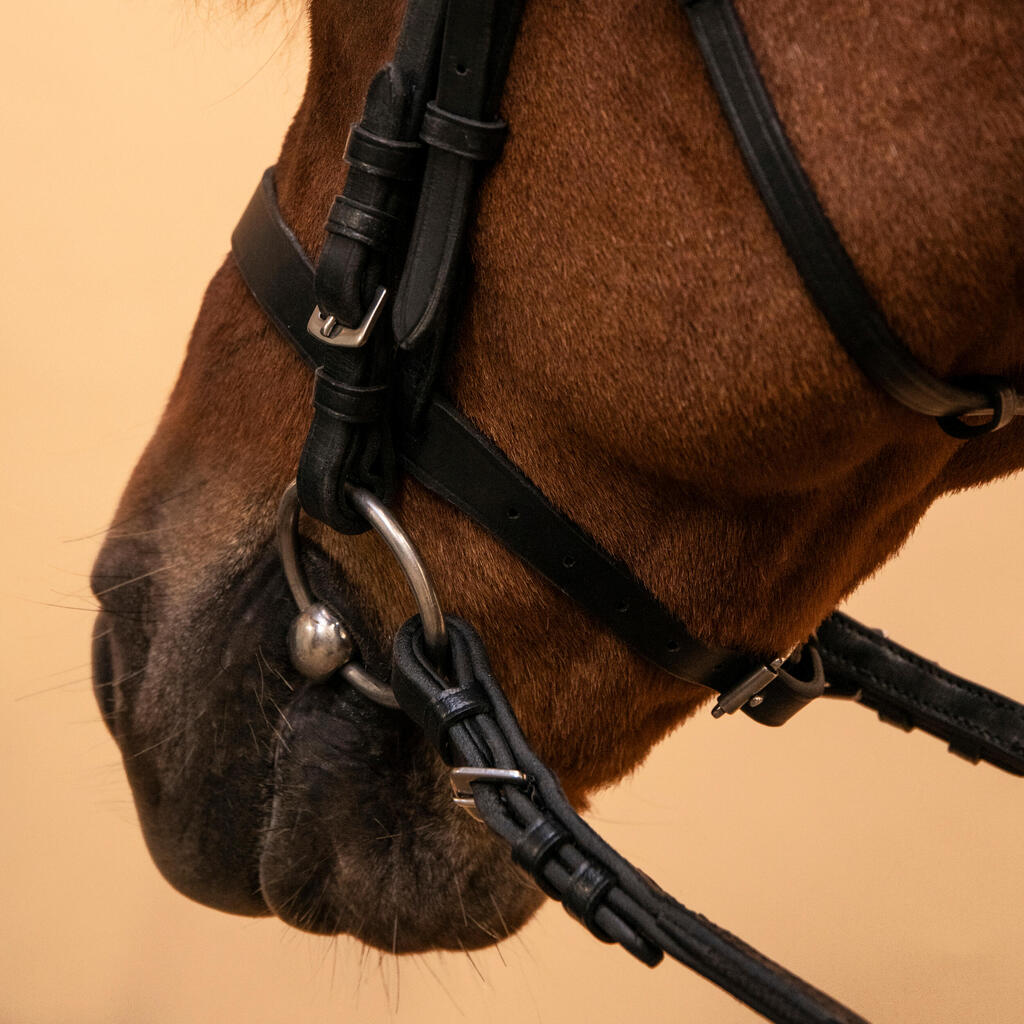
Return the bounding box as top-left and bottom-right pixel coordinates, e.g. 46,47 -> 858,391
91,0 -> 1023,971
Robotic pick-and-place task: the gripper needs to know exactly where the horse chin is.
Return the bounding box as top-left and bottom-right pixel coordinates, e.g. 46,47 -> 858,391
91,534 -> 542,951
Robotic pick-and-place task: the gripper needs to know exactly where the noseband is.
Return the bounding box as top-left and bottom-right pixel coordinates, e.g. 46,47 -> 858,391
229,0 -> 1024,1020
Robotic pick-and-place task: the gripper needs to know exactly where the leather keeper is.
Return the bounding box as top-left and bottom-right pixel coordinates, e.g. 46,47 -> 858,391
937,376 -> 1017,439
312,370 -> 389,424
420,101 -> 508,162
742,643 -> 826,726
424,686 -> 491,762
324,196 -> 400,251
562,860 -> 616,942
344,123 -> 423,182
511,818 -> 569,899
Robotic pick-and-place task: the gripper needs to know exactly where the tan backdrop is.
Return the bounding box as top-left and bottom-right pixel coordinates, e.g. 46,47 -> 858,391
2,2 -> 1021,1021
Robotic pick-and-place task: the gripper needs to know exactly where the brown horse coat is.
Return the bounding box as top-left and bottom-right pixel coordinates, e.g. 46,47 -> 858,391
92,0 -> 1023,950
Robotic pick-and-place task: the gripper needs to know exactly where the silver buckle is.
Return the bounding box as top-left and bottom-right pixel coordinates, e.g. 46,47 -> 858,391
306,286 -> 388,348
450,767 -> 529,820
711,654 -> 789,718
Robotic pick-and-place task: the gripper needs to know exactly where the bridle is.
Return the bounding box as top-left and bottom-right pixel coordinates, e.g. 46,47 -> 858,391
226,0 -> 1023,1020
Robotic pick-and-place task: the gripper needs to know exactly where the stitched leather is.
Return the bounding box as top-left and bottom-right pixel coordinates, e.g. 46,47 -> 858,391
818,613 -> 1024,775
225,0 -> 1024,1016
511,819 -> 570,898
312,372 -> 389,424
392,615 -> 871,1023
683,0 -> 1022,433
315,0 -> 448,328
324,197 -> 399,252
232,170 -> 1024,780
400,397 -> 775,685
344,124 -> 423,183
230,171 -> 771,689
232,169 -> 320,366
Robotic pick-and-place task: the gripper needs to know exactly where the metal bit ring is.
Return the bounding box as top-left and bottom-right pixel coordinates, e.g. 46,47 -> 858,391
344,484 -> 448,667
276,482 -> 448,707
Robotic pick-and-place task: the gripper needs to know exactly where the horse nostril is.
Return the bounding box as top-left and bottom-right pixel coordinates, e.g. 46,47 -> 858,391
91,535 -> 158,615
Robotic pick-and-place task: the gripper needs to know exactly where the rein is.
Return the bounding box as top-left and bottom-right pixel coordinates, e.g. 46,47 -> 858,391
228,0 -> 1024,1020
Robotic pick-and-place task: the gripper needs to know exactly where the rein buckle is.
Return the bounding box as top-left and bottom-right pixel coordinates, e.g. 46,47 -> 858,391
450,766 -> 529,820
711,655 -> 788,718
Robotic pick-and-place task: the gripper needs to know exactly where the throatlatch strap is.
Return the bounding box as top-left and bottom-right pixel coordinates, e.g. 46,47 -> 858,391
682,0 -> 1022,436
392,616 -> 870,1024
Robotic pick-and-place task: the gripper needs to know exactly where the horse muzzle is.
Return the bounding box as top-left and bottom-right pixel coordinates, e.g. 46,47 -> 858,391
90,523 -> 540,946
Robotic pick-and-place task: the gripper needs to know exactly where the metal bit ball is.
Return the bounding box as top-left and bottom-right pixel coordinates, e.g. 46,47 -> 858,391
287,601 -> 353,681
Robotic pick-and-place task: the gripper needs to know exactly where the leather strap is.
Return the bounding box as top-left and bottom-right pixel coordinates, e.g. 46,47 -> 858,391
392,615 -> 871,1024
314,0 -> 447,328
392,0 -> 524,350
817,613 -> 1024,776
399,398 -> 770,686
232,169 -> 1024,777
230,171 -> 811,710
683,0 -> 1022,436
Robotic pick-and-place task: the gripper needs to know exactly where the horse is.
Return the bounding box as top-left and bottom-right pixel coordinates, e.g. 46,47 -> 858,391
90,0 -> 1023,1012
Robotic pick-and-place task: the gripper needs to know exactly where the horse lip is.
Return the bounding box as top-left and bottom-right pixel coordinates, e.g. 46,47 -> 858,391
91,530 -> 538,944
91,612 -> 117,734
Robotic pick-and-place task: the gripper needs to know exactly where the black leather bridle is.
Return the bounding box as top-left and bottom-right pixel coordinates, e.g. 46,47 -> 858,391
228,0 -> 1024,1020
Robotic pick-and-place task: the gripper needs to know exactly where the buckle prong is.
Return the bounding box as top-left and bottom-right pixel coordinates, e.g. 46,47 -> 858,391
450,766 -> 529,819
307,286 -> 388,348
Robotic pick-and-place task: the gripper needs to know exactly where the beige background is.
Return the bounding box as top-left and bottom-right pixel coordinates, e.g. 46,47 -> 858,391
2,2 -> 1022,1022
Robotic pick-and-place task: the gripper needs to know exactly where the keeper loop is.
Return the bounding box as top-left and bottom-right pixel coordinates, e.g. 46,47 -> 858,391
420,101 -> 508,162
938,377 -> 1018,439
562,860 -> 616,942
511,818 -> 570,899
324,196 -> 400,251
312,371 -> 389,424
344,123 -> 423,182
425,685 -> 490,762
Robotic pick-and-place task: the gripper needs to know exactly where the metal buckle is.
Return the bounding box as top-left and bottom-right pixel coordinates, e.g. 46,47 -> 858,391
306,286 -> 388,348
711,654 -> 789,718
450,766 -> 529,820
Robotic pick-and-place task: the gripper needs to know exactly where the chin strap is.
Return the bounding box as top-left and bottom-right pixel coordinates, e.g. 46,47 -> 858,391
392,615 -> 869,1024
